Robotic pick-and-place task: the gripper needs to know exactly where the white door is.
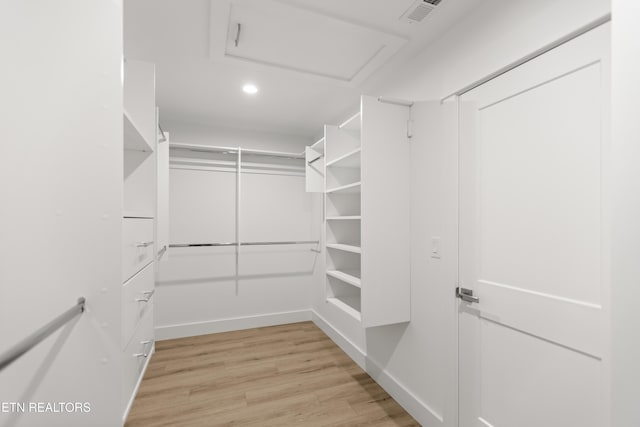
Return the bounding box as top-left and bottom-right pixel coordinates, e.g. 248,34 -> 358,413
458,23 -> 610,427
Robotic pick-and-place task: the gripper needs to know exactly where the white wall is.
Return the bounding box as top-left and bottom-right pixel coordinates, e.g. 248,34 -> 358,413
611,1 -> 640,426
155,122 -> 319,339
311,0 -> 611,426
0,1 -> 123,426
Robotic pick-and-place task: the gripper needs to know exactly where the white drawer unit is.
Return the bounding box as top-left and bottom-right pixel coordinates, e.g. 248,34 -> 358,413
122,262 -> 155,349
122,217 -> 154,282
122,306 -> 154,415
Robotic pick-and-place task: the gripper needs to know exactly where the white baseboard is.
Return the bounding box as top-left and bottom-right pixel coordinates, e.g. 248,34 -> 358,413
366,356 -> 444,426
155,310 -> 313,341
311,310 -> 367,369
122,343 -> 155,425
311,310 -> 445,427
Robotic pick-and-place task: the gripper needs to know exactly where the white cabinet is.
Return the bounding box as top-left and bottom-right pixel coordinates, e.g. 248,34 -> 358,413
323,95 -> 411,327
122,59 -> 157,421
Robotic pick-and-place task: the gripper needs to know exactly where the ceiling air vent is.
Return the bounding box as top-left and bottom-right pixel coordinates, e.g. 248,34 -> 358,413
400,0 -> 443,24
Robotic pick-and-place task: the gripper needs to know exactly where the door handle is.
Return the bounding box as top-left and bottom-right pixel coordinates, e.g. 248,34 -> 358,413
456,287 -> 479,304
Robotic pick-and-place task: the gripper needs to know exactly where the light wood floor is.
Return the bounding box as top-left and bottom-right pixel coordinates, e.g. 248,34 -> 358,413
126,321 -> 420,426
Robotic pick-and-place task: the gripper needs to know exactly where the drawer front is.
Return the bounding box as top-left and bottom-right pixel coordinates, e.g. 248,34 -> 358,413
122,262 -> 155,349
122,306 -> 154,412
123,218 -> 154,282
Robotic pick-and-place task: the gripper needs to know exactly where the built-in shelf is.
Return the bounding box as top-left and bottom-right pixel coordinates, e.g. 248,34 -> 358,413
322,95 -> 411,328
326,148 -> 361,168
327,296 -> 361,320
339,112 -> 361,132
310,137 -> 325,154
124,110 -> 153,152
326,243 -> 361,254
326,182 -> 361,194
327,270 -> 361,288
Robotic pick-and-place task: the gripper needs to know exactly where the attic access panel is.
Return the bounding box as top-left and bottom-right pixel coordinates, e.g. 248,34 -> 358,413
209,0 -> 408,86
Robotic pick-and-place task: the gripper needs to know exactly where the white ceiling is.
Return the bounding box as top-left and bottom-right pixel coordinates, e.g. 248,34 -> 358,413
125,0 -> 480,138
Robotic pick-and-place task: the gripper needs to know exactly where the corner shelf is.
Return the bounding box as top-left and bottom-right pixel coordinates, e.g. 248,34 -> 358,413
327,296 -> 361,321
326,243 -> 361,254
327,270 -> 361,288
326,182 -> 361,194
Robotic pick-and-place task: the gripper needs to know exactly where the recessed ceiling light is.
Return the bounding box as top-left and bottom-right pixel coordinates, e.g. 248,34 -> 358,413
242,84 -> 258,94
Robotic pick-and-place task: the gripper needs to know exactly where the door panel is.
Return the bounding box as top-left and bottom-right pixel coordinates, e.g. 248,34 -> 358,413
459,23 -> 609,427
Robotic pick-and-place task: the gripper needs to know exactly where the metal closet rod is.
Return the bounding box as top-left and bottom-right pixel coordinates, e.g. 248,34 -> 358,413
170,142 -> 306,160
170,240 -> 319,248
0,297 -> 86,372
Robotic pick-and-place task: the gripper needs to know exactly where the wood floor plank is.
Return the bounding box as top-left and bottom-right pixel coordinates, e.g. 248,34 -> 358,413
125,321 -> 420,426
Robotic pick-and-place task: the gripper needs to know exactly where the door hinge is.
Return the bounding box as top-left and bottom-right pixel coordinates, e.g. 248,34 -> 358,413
456,287 -> 479,304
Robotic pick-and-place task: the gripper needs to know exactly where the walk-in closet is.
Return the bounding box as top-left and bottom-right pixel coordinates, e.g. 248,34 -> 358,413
2,0 -> 640,426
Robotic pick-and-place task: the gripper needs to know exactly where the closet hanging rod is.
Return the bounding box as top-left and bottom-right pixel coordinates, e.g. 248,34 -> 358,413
170,143 -> 305,160
308,155 -> 323,165
377,96 -> 414,107
0,297 -> 86,372
170,240 -> 319,248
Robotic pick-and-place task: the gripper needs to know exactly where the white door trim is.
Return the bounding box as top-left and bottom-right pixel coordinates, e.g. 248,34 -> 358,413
441,14 -> 611,104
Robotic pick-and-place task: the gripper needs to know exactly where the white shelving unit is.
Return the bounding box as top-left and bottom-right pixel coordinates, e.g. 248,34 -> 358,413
121,59 -> 159,421
322,95 -> 411,328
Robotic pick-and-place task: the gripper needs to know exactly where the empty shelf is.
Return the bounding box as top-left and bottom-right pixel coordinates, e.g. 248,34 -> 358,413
339,112 -> 361,132
326,243 -> 361,254
326,216 -> 361,220
326,182 -> 361,194
310,137 -> 325,154
327,270 -> 361,288
326,148 -> 361,168
327,296 -> 361,321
